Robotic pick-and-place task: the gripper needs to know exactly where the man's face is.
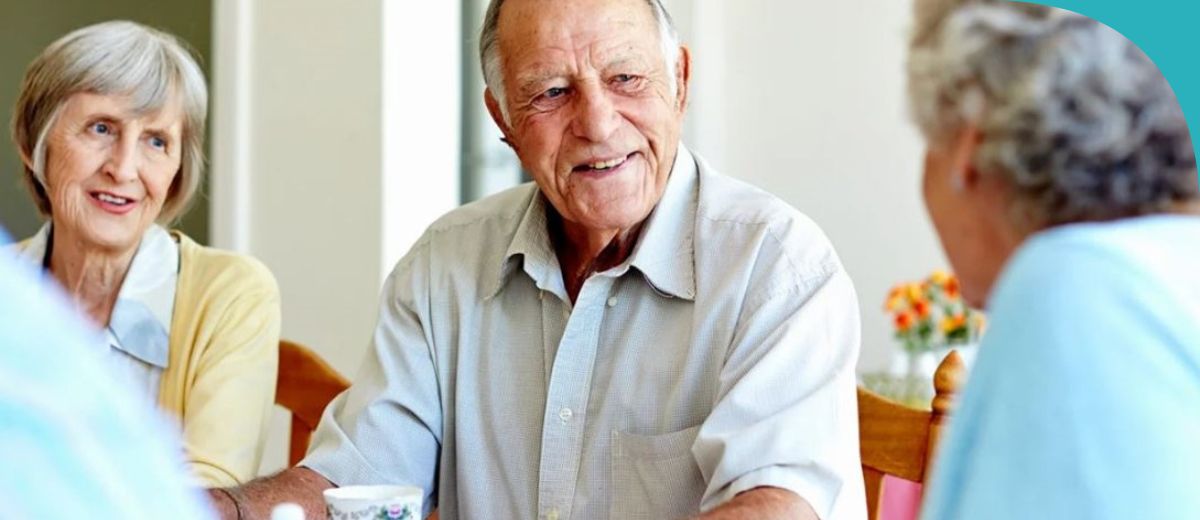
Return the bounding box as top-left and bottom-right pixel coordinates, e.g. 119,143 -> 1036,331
487,0 -> 690,235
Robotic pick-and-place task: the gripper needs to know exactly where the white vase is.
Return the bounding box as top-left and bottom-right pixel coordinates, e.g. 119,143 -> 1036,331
887,343 -> 977,406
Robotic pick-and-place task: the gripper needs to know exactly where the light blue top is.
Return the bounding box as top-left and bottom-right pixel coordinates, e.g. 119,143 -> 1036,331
0,228 -> 211,519
922,215 -> 1200,520
302,147 -> 866,519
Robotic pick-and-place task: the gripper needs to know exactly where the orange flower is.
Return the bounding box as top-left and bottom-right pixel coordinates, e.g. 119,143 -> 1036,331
904,282 -> 923,303
894,311 -> 916,332
943,276 -> 961,300
884,286 -> 904,311
929,269 -> 952,286
941,313 -> 967,333
912,298 -> 932,319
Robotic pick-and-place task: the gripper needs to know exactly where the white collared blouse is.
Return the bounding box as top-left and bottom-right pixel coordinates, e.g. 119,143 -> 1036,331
18,224 -> 178,399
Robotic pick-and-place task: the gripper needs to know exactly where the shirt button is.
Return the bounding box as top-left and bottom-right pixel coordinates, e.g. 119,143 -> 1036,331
558,407 -> 573,423
547,508 -> 560,520
606,296 -> 617,307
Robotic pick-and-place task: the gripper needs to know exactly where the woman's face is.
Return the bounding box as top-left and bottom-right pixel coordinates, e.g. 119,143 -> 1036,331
921,128 -> 1020,309
39,92 -> 184,254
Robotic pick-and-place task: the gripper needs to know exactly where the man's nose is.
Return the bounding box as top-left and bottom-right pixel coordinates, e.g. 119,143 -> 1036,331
570,85 -> 620,143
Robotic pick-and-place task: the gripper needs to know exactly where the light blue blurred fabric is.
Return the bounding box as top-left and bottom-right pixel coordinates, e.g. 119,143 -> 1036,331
922,215 -> 1200,520
16,223 -> 178,399
0,226 -> 212,519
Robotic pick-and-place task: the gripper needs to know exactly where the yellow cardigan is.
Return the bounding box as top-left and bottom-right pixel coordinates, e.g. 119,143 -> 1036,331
161,231 -> 280,487
15,230 -> 280,486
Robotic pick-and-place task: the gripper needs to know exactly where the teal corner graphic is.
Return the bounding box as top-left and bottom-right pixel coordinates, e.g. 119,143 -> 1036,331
1030,0 -> 1200,182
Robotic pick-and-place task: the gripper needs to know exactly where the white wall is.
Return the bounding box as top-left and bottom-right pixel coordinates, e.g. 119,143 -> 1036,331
211,0 -> 459,475
666,0 -> 947,372
382,0 -> 462,281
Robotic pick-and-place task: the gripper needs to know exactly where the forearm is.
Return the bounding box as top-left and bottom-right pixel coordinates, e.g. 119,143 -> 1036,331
692,487 -> 818,520
209,467 -> 334,520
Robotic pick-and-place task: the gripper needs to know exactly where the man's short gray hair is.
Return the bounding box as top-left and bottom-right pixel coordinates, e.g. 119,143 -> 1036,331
11,20 -> 208,225
907,0 -> 1198,230
478,0 -> 681,122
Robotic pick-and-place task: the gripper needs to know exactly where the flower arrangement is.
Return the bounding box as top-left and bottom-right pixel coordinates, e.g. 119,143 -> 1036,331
885,270 -> 985,354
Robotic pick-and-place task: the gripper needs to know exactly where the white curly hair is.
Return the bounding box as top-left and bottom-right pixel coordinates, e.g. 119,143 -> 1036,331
907,0 -> 1198,230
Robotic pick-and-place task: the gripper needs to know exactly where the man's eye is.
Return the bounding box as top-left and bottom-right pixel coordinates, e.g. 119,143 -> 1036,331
91,122 -> 111,134
614,74 -> 634,83
544,87 -> 568,99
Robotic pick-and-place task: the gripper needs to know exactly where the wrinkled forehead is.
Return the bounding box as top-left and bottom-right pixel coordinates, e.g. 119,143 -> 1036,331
496,0 -> 661,70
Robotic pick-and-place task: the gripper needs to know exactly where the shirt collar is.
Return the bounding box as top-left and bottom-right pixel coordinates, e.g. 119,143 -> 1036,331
487,144 -> 698,302
488,189 -> 568,301
624,145 -> 697,300
19,223 -> 177,368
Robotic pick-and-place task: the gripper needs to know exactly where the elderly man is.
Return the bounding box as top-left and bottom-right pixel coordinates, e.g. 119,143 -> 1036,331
211,0 -> 864,518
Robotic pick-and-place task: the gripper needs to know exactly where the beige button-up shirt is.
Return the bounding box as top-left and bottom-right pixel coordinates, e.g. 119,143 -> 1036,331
303,146 -> 866,519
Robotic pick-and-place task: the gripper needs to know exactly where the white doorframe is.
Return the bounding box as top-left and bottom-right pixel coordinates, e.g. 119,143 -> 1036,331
210,0 -> 254,253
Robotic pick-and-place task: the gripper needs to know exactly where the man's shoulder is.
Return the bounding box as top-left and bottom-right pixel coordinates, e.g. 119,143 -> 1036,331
421,183 -> 537,240
695,160 -> 827,239
692,159 -> 840,282
389,183 -> 537,280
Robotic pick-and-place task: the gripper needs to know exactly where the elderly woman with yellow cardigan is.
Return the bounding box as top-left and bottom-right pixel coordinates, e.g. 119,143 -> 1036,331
8,21 -> 278,487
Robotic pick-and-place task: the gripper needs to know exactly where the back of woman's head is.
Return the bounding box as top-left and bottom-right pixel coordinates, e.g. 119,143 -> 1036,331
907,0 -> 1198,230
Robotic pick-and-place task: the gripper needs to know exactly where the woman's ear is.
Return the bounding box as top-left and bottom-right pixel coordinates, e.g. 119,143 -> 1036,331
949,123 -> 983,192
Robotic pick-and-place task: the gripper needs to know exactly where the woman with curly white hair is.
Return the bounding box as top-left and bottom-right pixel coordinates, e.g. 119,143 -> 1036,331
906,0 -> 1200,518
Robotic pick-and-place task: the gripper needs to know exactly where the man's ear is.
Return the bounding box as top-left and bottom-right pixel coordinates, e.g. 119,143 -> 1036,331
484,89 -> 516,150
949,123 -> 983,191
674,45 -> 691,113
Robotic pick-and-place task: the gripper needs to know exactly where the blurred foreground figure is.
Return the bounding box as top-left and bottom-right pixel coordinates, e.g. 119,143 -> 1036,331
0,227 -> 212,519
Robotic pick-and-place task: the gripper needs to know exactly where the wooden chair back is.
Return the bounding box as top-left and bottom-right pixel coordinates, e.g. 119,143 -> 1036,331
275,339 -> 351,466
858,350 -> 966,520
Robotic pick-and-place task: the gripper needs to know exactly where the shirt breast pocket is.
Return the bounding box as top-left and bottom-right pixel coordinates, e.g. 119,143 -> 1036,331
609,425 -> 704,520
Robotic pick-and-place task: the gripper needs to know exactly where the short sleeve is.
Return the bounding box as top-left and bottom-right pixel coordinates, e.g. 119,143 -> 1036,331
692,262 -> 865,519
301,246 -> 443,517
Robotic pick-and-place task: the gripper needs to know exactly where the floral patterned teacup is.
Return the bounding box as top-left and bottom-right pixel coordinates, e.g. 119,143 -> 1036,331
323,485 -> 422,520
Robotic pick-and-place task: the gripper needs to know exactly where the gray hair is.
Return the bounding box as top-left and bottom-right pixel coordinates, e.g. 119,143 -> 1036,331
479,0 -> 681,123
907,0 -> 1198,230
11,20 -> 209,225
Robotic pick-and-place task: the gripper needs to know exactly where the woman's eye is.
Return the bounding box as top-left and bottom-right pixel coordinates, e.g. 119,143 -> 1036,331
91,122 -> 111,134
149,136 -> 167,150
614,74 -> 634,83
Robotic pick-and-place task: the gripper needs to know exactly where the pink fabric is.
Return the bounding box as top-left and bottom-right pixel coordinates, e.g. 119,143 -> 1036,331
879,475 -> 923,520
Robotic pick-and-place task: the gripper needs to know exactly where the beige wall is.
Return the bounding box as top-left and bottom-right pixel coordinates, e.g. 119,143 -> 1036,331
224,0 -> 386,475
212,0 -> 460,475
665,0 -> 946,372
